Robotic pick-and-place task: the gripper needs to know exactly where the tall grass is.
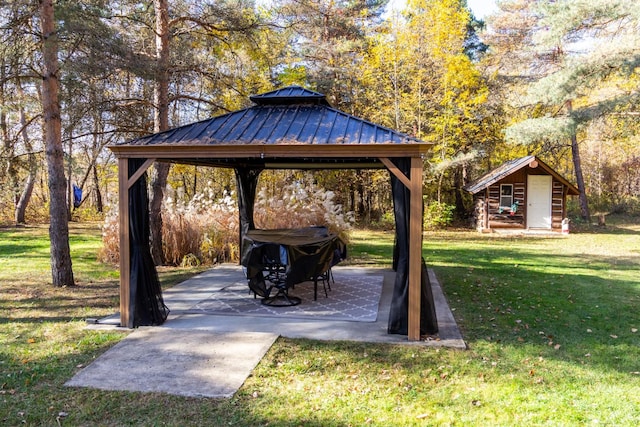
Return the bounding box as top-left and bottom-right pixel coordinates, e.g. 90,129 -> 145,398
99,178 -> 354,266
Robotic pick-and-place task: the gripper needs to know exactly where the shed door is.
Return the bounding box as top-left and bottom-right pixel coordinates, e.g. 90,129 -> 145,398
527,175 -> 552,229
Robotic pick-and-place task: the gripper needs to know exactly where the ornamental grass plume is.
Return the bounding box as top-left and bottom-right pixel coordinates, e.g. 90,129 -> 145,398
99,178 -> 353,266
253,175 -> 354,239
97,209 -> 120,264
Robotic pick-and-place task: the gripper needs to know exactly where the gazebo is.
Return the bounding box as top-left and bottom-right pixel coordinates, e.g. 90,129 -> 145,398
109,86 -> 437,341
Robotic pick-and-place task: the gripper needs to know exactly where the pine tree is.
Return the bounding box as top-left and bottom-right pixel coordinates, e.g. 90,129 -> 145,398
40,0 -> 75,286
501,0 -> 640,221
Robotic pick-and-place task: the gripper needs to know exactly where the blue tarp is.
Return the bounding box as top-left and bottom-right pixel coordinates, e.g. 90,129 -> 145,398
73,185 -> 82,208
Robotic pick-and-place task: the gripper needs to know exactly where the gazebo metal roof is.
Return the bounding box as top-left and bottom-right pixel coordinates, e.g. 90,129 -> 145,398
111,86 -> 428,169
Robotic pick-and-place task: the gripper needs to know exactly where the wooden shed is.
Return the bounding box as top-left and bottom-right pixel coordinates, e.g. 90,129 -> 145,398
464,156 -> 579,232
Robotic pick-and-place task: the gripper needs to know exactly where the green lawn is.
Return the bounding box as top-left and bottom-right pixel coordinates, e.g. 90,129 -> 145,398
1,221 -> 638,426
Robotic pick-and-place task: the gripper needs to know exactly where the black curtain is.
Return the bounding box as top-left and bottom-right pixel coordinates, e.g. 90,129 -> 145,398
387,158 -> 438,336
235,166 -> 263,257
128,158 -> 170,327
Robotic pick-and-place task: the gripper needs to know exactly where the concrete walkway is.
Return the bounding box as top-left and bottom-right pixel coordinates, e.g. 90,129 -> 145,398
67,265 -> 465,398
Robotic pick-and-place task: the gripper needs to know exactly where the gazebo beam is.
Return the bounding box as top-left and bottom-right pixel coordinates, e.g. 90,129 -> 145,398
127,158 -> 155,188
379,157 -> 411,188
109,143 -> 431,160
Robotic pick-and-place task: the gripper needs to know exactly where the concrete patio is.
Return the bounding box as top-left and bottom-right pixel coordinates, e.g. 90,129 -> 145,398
89,264 -> 464,347
68,265 -> 465,398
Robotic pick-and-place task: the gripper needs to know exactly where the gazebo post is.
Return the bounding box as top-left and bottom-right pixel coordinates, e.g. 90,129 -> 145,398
380,156 -> 424,341
118,157 -> 131,327
117,157 -> 157,328
408,156 -> 423,341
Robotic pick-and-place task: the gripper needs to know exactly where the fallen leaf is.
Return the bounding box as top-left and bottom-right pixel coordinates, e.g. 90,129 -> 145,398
27,338 -> 36,344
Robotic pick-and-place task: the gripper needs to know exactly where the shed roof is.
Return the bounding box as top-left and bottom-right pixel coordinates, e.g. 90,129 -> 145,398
110,86 -> 429,169
464,156 -> 580,195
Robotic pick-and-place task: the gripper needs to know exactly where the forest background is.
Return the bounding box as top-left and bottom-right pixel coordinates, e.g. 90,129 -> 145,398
1,0 -> 639,284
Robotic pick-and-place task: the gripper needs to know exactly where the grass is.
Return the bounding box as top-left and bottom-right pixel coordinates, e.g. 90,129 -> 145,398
1,220 -> 639,426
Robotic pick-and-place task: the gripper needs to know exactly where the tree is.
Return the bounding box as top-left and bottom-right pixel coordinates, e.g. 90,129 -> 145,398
499,0 -> 640,221
148,0 -> 171,265
145,0 -> 271,264
0,1 -> 43,224
360,0 -> 489,210
276,0 -> 388,108
13,79 -> 38,224
39,0 -> 74,286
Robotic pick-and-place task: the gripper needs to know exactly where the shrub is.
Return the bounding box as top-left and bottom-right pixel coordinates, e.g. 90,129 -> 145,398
369,211 -> 395,230
423,201 -> 455,229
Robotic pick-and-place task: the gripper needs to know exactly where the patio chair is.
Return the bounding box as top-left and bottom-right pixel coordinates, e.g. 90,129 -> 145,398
258,248 -> 301,307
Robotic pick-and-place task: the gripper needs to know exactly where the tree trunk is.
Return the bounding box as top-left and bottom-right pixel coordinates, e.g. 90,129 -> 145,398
15,80 -> 37,224
454,166 -> 465,216
570,132 -> 590,222
149,0 -> 171,265
1,66 -> 19,209
40,0 -> 74,287
67,125 -> 73,219
93,164 -> 103,213
567,101 -> 590,222
15,172 -> 35,224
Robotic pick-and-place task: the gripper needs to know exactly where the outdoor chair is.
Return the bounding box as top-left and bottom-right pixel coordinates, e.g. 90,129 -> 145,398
256,248 -> 301,307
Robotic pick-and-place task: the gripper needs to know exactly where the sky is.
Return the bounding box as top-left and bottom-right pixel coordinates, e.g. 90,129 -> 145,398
466,0 -> 498,20
388,0 -> 499,20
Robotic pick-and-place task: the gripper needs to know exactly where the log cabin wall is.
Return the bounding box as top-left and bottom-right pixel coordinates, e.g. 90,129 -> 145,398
552,180 -> 566,230
485,169 -> 527,229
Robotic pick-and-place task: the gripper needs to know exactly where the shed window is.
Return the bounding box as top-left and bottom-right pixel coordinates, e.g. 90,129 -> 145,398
500,184 -> 513,208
